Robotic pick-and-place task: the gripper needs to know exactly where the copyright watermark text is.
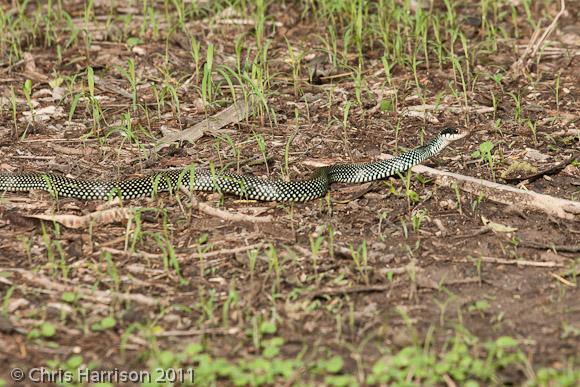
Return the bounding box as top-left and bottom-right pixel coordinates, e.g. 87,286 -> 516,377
10,367 -> 194,384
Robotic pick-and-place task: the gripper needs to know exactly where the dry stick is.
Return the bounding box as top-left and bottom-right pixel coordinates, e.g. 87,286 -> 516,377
306,277 -> 481,299
510,0 -> 566,76
307,284 -> 392,298
519,241 -> 580,253
384,156 -> 580,220
100,243 -> 264,260
3,268 -> 159,306
404,104 -> 495,115
155,327 -> 240,337
550,273 -> 576,287
26,207 -> 136,229
179,186 -> 272,223
453,256 -> 564,268
154,98 -> 254,153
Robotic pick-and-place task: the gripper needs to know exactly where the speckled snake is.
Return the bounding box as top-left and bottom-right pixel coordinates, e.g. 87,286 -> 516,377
0,128 -> 467,201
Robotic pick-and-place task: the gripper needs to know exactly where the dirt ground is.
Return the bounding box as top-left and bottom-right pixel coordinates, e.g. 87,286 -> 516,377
0,0 -> 578,386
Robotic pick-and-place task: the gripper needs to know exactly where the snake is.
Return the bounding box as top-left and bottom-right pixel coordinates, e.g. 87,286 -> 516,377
0,128 -> 467,202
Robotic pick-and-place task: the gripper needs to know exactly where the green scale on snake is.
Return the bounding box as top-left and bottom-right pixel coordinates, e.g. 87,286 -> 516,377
0,128 -> 467,202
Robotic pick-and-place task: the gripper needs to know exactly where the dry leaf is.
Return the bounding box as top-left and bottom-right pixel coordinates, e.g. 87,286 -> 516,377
481,216 -> 518,233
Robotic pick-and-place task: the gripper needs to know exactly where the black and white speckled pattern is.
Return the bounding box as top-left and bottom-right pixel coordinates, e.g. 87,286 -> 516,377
0,129 -> 462,202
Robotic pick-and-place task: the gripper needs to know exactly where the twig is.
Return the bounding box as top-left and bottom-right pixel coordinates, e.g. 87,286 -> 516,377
305,276 -> 481,298
306,284 -> 392,298
452,256 -> 564,268
404,104 -> 495,115
100,243 -> 263,260
3,268 -> 159,306
519,241 -> 580,253
155,327 -> 240,337
179,186 -> 272,223
178,243 -> 264,259
26,207 -> 136,229
550,273 -> 576,287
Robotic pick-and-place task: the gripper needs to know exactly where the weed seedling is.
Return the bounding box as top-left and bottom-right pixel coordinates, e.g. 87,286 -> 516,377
201,43 -> 215,108
22,79 -> 34,122
116,58 -> 138,111
411,209 -> 430,232
309,234 -> 324,281
247,249 -> 259,279
253,132 -> 269,174
349,240 -> 369,284
472,141 -> 496,180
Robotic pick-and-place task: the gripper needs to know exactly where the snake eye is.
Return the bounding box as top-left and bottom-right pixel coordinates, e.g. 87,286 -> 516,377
441,127 -> 458,136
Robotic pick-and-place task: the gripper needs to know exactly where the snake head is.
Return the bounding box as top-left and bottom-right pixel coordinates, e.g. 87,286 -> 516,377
439,127 -> 469,143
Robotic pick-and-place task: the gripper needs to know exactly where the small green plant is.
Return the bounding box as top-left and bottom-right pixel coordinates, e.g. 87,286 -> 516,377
526,119 -> 538,144
399,169 -> 420,206
85,66 -> 105,133
554,71 -> 561,111
253,132 -> 269,174
22,79 -> 34,122
367,332 -> 529,385
509,92 -> 522,122
28,321 -> 57,340
247,249 -> 259,278
411,209 -> 430,232
1,286 -> 15,315
472,141 -> 495,180
91,315 -> 116,332
467,299 -> 491,314
189,35 -> 201,81
201,43 -> 215,107
309,234 -> 324,280
353,68 -> 363,105
342,100 -> 351,129
400,218 -> 409,239
116,58 -> 138,111
349,240 -> 369,284
9,87 -> 17,135
102,251 -> 121,291
254,0 -> 266,48
283,132 -> 297,178
265,244 -> 280,292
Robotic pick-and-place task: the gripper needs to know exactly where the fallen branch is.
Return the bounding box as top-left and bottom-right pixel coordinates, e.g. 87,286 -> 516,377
383,156 -> 580,220
179,186 -> 272,223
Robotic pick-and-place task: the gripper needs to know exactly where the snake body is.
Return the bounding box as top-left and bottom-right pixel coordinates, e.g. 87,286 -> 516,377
0,128 -> 466,202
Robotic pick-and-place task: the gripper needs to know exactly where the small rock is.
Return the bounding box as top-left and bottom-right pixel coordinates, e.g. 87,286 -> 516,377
7,298 -> 29,313
0,315 -> 14,333
525,148 -> 550,163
